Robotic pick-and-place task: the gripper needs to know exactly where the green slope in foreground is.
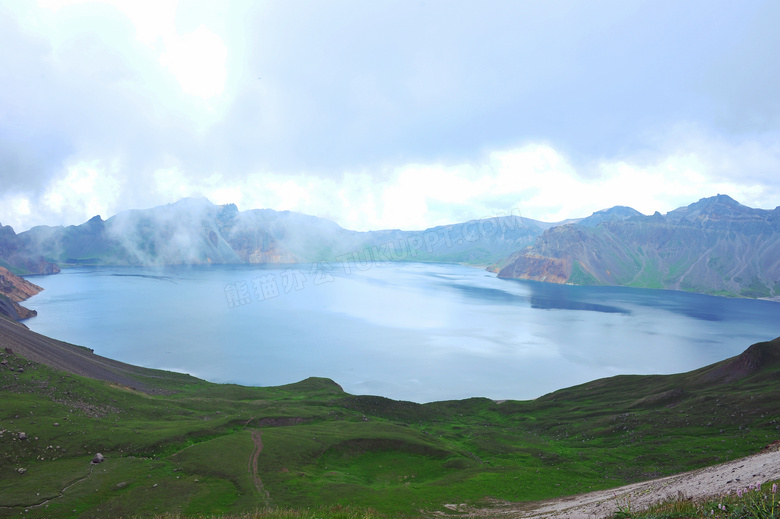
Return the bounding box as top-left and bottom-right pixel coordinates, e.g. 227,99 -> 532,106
1,325 -> 778,518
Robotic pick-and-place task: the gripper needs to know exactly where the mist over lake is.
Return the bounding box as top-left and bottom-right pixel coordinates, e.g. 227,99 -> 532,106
24,263 -> 780,403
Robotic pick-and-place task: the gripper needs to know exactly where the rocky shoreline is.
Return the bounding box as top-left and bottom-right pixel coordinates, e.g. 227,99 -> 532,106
0,266 -> 43,321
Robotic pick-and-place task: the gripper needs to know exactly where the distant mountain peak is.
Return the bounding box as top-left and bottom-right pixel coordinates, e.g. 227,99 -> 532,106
168,197 -> 215,209
579,205 -> 644,227
667,194 -> 755,222
693,194 -> 743,208
594,205 -> 642,214
713,193 -> 739,203
0,223 -> 16,236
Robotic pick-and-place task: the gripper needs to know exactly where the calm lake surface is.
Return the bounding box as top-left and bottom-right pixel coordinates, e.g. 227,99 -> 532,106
23,263 -> 780,403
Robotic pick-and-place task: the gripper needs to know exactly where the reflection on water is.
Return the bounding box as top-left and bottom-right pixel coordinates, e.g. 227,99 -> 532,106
23,263 -> 780,403
109,273 -> 180,283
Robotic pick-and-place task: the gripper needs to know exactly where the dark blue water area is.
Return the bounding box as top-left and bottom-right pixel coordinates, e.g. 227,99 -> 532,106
22,263 -> 780,403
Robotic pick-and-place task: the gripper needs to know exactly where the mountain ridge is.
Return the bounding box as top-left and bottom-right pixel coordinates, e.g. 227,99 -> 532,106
1,198 -> 544,273
3,194 -> 779,299
496,195 -> 780,298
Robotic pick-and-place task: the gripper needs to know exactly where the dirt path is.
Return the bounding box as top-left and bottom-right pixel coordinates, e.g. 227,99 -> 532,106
249,430 -> 271,503
0,462 -> 95,511
440,450 -> 780,518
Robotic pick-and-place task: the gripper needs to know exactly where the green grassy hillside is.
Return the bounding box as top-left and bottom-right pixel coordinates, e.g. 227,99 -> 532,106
1,333 -> 778,518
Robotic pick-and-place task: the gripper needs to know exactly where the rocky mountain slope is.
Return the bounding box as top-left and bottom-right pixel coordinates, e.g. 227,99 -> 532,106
1,198 -> 544,272
0,316 -> 187,392
0,267 -> 43,321
0,223 -> 59,275
497,195 -> 780,298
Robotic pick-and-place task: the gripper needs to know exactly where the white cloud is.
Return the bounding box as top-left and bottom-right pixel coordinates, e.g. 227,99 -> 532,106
154,167 -> 193,202
159,25 -> 227,99
102,0 -> 178,46
2,131 -> 778,233
194,134 -> 779,230
9,160 -> 125,228
1,2 -> 778,233
6,196 -> 32,224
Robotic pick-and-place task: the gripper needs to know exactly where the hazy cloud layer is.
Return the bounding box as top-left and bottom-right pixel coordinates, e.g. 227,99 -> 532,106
1,0 -> 778,232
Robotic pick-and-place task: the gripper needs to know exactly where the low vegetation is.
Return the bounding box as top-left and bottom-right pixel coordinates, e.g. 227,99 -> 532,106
610,479 -> 780,518
1,336 -> 778,518
148,506 -> 391,518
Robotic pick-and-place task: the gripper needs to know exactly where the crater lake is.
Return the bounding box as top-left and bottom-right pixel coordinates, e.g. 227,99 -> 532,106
23,262 -> 780,402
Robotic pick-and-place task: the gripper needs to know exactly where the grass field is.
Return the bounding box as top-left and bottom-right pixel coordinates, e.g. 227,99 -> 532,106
1,337 -> 778,518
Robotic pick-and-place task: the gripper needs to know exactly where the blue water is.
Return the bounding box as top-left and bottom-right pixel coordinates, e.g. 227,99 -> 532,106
22,263 -> 780,403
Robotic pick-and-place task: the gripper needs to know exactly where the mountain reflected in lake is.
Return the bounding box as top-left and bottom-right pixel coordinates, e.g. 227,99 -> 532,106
24,263 -> 780,403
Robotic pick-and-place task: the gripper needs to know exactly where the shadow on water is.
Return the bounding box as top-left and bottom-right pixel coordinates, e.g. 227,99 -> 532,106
573,285 -> 726,322
527,282 -> 631,314
450,282 -> 631,314
450,284 -> 527,304
502,279 -> 728,321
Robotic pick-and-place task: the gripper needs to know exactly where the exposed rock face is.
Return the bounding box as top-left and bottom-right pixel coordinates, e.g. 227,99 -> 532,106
498,253 -> 570,283
32,261 -> 60,275
0,267 -> 42,321
92,453 -> 105,464
497,195 -> 780,298
0,297 -> 37,321
0,267 -> 43,302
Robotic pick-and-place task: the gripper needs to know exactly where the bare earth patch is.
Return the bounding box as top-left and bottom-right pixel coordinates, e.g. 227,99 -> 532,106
249,430 -> 271,503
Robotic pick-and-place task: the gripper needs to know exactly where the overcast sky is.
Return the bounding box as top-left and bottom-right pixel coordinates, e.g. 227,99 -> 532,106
1,0 -> 779,232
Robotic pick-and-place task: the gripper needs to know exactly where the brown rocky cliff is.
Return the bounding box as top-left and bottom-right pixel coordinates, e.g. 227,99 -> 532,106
0,266 -> 42,302
497,254 -> 570,283
0,266 -> 43,321
496,225 -> 582,283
